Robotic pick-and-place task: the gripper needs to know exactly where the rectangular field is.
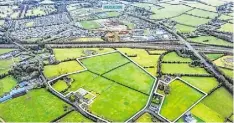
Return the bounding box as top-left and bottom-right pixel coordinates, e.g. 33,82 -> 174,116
159,79 -> 205,121
53,48 -> 113,61
162,52 -> 192,62
118,48 -> 160,76
171,14 -> 210,26
161,63 -> 209,75
81,52 -> 130,74
103,63 -> 155,94
89,83 -> 148,122
186,9 -> 217,18
180,76 -> 219,93
59,111 -> 92,122
175,24 -> 196,33
201,87 -> 233,118
188,36 -> 232,47
43,60 -> 84,79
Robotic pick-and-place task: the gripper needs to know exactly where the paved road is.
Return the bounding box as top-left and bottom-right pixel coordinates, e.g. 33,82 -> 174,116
0,42 -> 232,54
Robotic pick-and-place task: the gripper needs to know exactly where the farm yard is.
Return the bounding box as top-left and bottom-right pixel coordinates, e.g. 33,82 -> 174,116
159,79 -> 205,121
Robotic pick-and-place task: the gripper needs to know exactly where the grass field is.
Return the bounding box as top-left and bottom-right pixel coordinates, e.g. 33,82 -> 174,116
218,23 -> 233,32
57,70 -> 149,121
0,49 -> 14,55
65,71 -> 113,94
150,4 -> 191,20
147,49 -> 167,54
175,24 -> 196,33
187,9 -> 217,18
89,83 -> 148,122
136,113 -> 153,122
171,14 -> 210,26
163,52 -> 192,62
205,53 -> 224,61
219,67 -> 233,78
202,87 -> 233,118
213,55 -> 233,69
0,58 -> 18,75
104,63 -> 155,94
43,60 -> 84,79
161,63 -> 209,75
81,52 -> 129,74
0,89 -> 69,122
118,48 -> 160,76
184,2 -> 217,12
180,76 -> 219,93
53,48 -> 113,61
0,76 -> 17,96
59,111 -> 92,122
79,20 -> 101,29
188,36 -> 233,47
160,79 -> 204,121
52,80 -> 68,92
191,103 -> 225,122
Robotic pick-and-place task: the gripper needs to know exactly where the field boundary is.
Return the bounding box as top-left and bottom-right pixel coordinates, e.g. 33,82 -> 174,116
155,77 -> 207,122
47,49 -> 157,122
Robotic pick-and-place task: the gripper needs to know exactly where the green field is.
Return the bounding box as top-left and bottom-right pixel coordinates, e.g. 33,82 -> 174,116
52,80 -> 68,92
188,36 -> 233,47
171,14 -> 210,26
65,71 -> 113,94
187,9 -> 217,18
219,67 -> 233,78
184,1 -> 217,12
0,49 -> 14,55
202,87 -> 233,118
43,60 -> 84,79
89,83 -> 148,122
53,48 -> 113,61
205,53 -> 224,61
150,4 -> 191,19
79,20 -> 101,29
60,71 -> 149,122
218,23 -> 233,32
136,113 -> 153,122
0,58 -> 17,75
118,48 -> 160,76
160,79 -> 204,121
104,63 -> 155,94
0,76 -> 17,96
175,24 -> 196,33
191,102 -> 225,122
0,89 -> 68,122
161,63 -> 209,75
163,52 -> 192,62
213,55 -> 233,69
59,111 -> 92,122
81,52 -> 129,74
181,76 -> 219,93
